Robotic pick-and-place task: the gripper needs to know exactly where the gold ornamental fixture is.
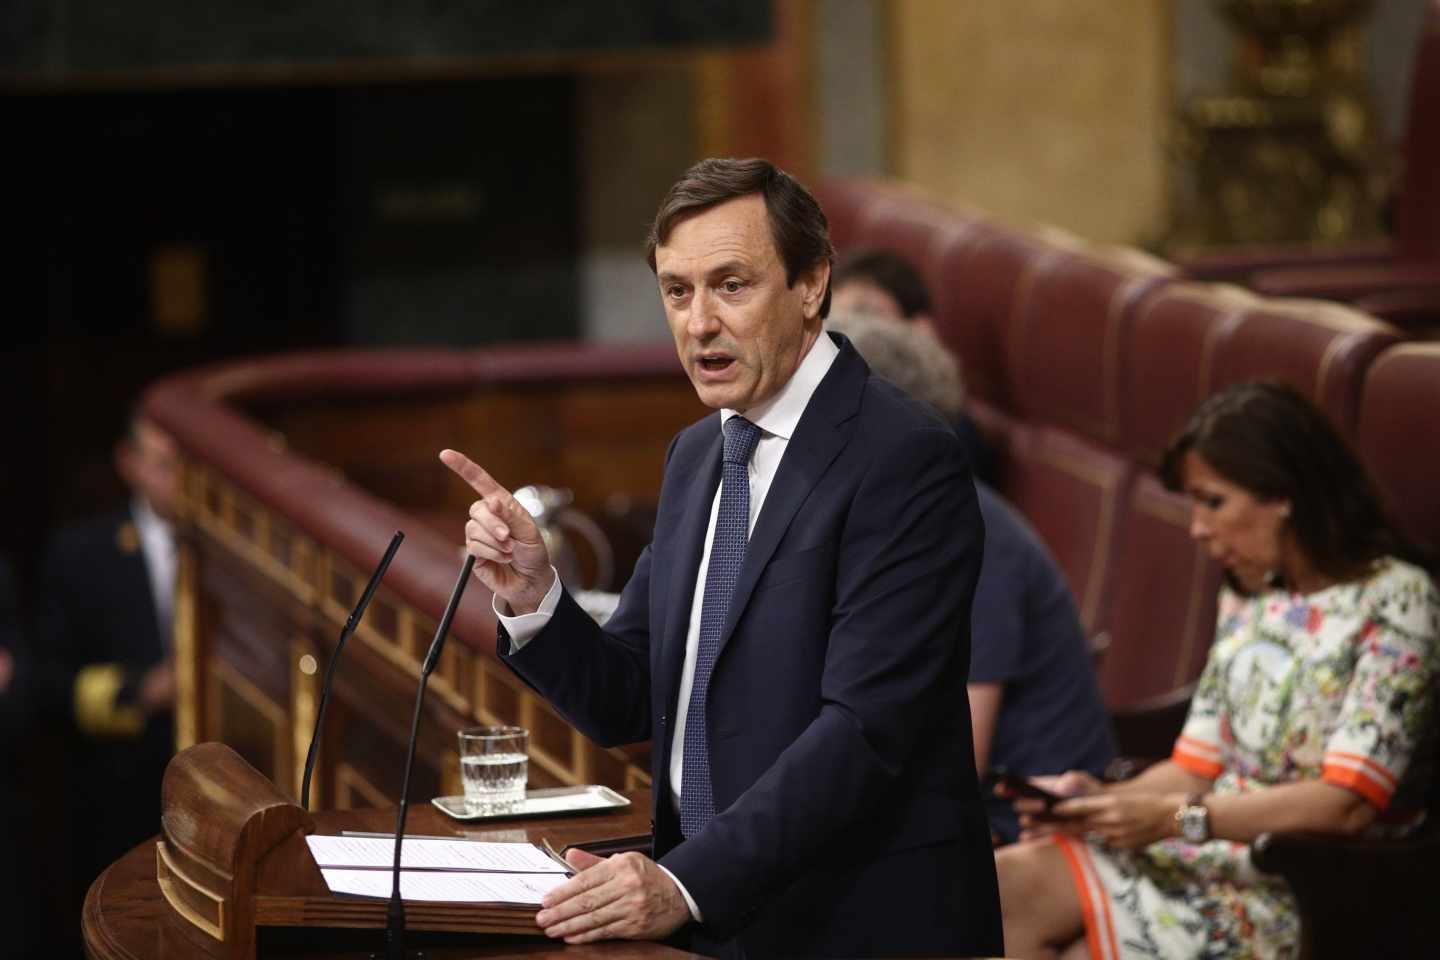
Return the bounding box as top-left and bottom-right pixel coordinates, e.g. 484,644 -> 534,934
1169,0 -> 1388,248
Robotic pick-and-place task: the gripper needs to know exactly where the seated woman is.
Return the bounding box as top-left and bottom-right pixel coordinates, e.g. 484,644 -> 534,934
995,381 -> 1440,960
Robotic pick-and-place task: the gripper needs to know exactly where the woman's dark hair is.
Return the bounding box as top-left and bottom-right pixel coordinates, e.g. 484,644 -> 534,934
1160,381 -> 1411,584
645,157 -> 835,318
833,249 -> 933,319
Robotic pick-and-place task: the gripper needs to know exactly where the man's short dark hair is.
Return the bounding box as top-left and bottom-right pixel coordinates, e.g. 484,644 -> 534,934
833,249 -> 933,319
646,157 -> 835,318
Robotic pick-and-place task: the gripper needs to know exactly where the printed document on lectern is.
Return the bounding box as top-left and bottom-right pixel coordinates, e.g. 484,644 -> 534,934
305,834 -> 569,905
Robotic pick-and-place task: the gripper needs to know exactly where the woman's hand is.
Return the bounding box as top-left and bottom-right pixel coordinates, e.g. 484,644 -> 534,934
1011,771 -> 1103,842
1027,790 -> 1185,850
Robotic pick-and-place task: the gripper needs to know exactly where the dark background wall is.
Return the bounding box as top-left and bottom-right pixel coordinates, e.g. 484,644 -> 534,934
0,1 -> 771,74
7,78 -> 581,596
3,0 -> 773,603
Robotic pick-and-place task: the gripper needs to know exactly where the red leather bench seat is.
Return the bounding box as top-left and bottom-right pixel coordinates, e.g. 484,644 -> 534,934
821,176 -> 1425,754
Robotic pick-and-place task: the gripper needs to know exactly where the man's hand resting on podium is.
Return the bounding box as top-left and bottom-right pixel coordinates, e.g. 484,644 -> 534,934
536,849 -> 689,944
439,449 -> 555,616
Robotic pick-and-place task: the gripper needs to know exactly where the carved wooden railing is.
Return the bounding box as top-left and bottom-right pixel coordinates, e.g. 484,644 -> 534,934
147,344 -> 704,811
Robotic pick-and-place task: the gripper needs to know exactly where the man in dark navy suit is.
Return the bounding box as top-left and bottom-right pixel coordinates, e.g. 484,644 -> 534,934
442,158 -> 1002,957
40,417 -> 180,913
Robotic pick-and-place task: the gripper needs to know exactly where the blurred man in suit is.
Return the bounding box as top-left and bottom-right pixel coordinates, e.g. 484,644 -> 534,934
443,158 -> 1003,957
40,415 -> 180,915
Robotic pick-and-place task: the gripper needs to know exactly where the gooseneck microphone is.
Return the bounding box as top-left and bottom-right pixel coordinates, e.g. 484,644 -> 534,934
386,554 -> 475,960
300,531 -> 404,811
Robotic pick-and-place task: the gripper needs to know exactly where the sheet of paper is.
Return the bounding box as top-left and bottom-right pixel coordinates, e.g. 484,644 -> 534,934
306,835 -> 563,873
320,868 -> 566,905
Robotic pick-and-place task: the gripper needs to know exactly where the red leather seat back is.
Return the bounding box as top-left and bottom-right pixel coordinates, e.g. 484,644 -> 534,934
931,225 -> 1058,407
1210,299 -> 1402,440
995,424 -> 1133,634
850,192 -> 985,305
1356,344 -> 1440,556
1007,246 -> 1175,446
1122,283 -> 1254,466
1097,475 -> 1223,710
812,178 -> 887,253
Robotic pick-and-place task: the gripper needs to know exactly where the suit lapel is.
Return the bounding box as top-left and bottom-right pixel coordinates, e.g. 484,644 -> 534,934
659,427 -> 723,716
717,339 -> 867,657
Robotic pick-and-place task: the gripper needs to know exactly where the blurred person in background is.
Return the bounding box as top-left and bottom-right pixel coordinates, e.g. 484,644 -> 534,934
995,382 -> 1439,959
831,248 -> 938,333
826,311 -> 1115,844
38,413 -> 181,924
830,248 -> 995,484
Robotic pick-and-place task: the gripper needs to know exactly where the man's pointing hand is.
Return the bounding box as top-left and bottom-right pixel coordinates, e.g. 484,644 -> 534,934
439,449 -> 555,615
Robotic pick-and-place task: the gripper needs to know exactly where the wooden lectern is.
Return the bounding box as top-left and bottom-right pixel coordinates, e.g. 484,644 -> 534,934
155,742 -> 541,960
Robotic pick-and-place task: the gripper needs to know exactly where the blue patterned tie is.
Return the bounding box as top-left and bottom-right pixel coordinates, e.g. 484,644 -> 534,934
680,415 -> 761,837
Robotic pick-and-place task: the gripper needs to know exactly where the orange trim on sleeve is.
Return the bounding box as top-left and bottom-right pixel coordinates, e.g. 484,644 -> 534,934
1172,737 -> 1223,779
1322,762 -> 1394,811
1325,751 -> 1398,790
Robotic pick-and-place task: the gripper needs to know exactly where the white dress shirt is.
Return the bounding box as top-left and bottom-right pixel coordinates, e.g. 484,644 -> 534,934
132,497 -> 176,650
498,332 -> 840,918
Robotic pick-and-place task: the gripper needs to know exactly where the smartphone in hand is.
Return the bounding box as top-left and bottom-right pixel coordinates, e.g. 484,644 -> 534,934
987,767 -> 1065,811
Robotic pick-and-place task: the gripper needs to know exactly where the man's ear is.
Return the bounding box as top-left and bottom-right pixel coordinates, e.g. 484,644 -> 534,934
799,259 -> 831,321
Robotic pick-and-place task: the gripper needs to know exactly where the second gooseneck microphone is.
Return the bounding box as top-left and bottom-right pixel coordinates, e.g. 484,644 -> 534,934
386,553 -> 475,960
300,530 -> 405,811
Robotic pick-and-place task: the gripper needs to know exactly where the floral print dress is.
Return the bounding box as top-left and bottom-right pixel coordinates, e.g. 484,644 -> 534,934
1054,557 -> 1440,960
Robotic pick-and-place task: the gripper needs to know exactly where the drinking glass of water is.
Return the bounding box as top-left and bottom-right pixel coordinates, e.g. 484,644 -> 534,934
458,725 -> 529,815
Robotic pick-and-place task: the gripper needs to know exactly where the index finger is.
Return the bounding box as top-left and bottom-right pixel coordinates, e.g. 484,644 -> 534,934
439,449 -> 508,498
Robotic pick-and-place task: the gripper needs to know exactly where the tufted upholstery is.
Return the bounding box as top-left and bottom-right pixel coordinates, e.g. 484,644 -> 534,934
818,176 -> 1430,756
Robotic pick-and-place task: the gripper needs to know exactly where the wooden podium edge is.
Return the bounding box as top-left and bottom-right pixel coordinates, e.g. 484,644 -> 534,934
156,842 -> 226,941
254,892 -> 541,934
83,859 -> 133,960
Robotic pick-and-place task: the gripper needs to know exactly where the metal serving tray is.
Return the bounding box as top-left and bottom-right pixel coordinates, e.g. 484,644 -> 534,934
432,785 -> 631,822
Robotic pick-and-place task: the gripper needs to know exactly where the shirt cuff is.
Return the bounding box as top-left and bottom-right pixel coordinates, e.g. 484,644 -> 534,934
493,568 -> 561,651
654,862 -> 703,923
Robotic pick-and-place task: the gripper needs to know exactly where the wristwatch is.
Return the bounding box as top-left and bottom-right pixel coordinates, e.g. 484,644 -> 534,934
1176,793 -> 1210,843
